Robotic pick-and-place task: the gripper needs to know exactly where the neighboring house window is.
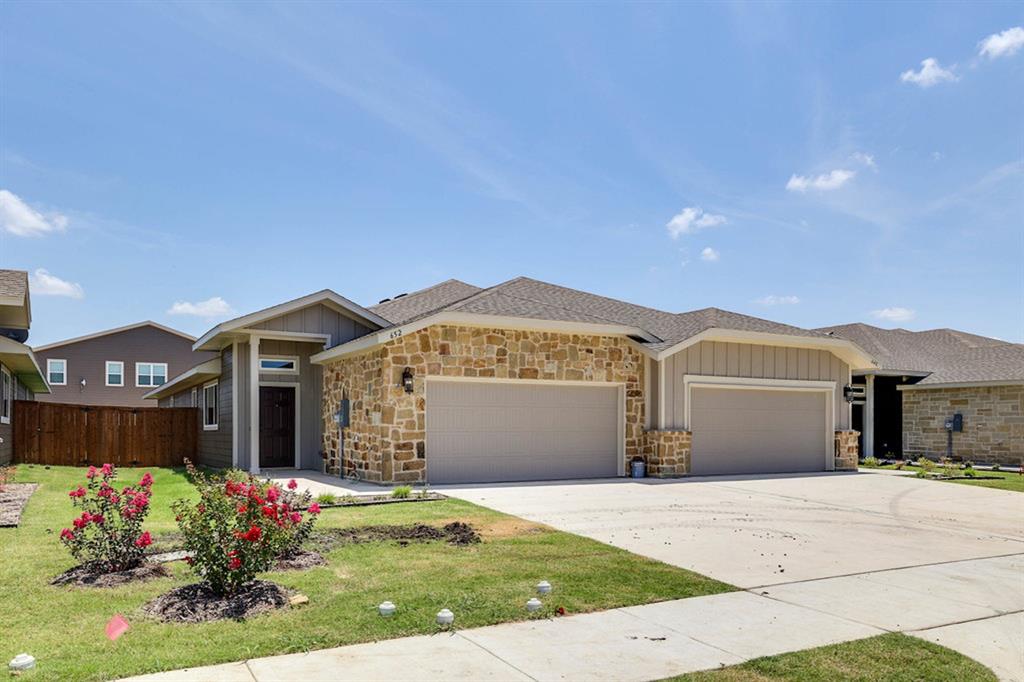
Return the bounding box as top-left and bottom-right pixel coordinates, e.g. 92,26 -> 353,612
1,366 -> 11,425
203,381 -> 218,430
47,359 -> 67,386
136,362 -> 168,387
259,357 -> 299,374
105,361 -> 124,387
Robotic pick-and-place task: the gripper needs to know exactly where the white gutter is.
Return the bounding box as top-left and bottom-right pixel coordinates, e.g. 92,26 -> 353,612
897,379 -> 1024,391
649,328 -> 878,370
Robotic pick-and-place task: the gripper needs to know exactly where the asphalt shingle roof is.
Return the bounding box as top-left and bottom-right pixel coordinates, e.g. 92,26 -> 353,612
817,323 -> 1024,385
0,269 -> 28,300
370,279 -> 482,325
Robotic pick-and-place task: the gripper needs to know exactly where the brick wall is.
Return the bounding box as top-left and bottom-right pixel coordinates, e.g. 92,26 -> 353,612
902,385 -> 1023,466
321,325 -> 645,484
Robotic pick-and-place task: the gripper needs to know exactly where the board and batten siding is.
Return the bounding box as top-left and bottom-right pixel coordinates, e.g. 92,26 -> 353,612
235,339 -> 324,471
0,365 -> 34,465
157,350 -> 232,469
657,341 -> 850,430
249,303 -> 374,348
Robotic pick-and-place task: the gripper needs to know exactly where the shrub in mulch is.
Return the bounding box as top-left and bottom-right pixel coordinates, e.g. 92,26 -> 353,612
0,483 -> 38,527
51,561 -> 170,588
142,580 -> 291,623
311,522 -> 480,551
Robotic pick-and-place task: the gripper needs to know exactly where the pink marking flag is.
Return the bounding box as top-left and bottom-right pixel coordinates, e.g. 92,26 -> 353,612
105,614 -> 130,641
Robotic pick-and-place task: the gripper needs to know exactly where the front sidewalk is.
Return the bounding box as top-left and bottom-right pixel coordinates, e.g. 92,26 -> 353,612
124,591 -> 882,682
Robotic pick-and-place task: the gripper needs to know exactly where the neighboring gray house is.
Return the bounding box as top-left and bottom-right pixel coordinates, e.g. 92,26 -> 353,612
33,322 -> 212,407
819,323 -> 1023,465
0,270 -> 50,465
146,290 -> 388,471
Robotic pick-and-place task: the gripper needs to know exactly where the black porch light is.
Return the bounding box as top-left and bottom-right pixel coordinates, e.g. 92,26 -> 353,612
843,384 -> 859,403
401,367 -> 415,394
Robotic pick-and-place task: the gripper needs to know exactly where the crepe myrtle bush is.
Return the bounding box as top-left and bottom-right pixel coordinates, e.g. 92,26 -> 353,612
59,464 -> 154,572
172,461 -> 320,595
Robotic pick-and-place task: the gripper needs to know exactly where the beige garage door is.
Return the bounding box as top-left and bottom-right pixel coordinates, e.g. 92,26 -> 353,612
690,387 -> 827,475
426,380 -> 621,484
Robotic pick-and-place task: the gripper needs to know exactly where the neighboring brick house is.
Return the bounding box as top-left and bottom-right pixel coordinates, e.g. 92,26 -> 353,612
0,270 -> 50,465
150,277 -> 878,484
819,324 -> 1023,466
32,322 -> 214,407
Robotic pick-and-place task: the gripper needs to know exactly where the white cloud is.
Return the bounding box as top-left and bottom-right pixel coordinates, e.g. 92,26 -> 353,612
0,189 -> 69,237
29,269 -> 84,299
979,26 -> 1024,59
872,306 -> 916,323
755,295 -> 800,306
931,151 -> 944,162
851,152 -> 877,170
700,247 -> 720,262
167,297 -> 235,318
666,207 -> 727,238
900,58 -> 958,88
786,169 -> 856,192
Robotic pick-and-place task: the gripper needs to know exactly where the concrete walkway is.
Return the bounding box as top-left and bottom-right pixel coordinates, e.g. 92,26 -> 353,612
124,553 -> 1023,682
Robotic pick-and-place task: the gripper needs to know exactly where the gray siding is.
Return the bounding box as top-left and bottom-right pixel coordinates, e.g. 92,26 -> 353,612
249,303 -> 373,349
35,325 -> 216,407
658,341 -> 850,430
158,350 -> 231,469
0,364 -> 32,466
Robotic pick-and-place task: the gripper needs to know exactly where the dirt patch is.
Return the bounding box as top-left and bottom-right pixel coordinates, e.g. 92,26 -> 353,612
142,580 -> 291,623
51,561 -> 171,588
312,522 -> 480,550
465,516 -> 547,540
274,549 -> 328,571
0,483 -> 38,527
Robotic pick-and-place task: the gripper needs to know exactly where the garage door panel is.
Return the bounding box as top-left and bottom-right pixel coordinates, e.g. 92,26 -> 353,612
426,381 -> 620,484
691,386 -> 827,476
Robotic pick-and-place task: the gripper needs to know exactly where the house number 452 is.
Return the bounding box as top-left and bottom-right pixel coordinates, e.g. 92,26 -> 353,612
388,329 -> 403,340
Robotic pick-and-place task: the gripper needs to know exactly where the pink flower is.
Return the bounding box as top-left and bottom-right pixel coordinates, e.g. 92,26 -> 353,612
235,525 -> 261,542
110,493 -> 119,504
91,513 -> 105,525
289,512 -> 302,524
261,506 -> 277,519
287,479 -> 298,490
86,466 -> 98,479
124,506 -> 137,518
68,486 -> 86,498
101,463 -> 114,476
73,516 -> 88,529
265,486 -> 279,503
132,493 -> 149,508
139,472 -> 154,488
60,528 -> 75,541
308,503 -> 321,515
135,531 -> 152,548
227,551 -> 241,571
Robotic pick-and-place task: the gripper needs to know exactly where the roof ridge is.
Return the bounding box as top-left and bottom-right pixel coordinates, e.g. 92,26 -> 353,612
370,278 -> 479,308
32,320 -> 196,351
508,276 -> 679,318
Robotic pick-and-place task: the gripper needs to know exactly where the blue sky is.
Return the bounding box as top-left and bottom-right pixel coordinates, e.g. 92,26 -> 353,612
1,2 -> 1021,346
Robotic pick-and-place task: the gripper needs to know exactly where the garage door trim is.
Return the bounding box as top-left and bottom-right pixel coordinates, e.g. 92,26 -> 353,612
424,376 -> 627,480
683,375 -> 836,471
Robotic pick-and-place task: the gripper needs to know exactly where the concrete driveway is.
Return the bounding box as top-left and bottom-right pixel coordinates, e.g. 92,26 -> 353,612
443,472 -> 1024,679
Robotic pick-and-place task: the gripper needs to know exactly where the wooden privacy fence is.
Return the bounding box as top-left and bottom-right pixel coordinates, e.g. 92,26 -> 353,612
13,401 -> 198,468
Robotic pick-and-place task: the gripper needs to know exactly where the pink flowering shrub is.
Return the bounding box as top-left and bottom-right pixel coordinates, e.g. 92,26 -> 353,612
173,461 -> 320,595
59,464 -> 154,572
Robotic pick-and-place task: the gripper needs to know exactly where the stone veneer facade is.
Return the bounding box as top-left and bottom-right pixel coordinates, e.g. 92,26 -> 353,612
321,325 -> 645,483
902,385 -> 1023,466
643,430 -> 691,477
834,430 -> 859,470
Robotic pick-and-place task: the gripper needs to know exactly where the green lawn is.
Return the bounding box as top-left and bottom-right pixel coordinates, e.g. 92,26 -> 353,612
669,633 -> 997,681
1,465 -> 733,681
867,463 -> 1024,492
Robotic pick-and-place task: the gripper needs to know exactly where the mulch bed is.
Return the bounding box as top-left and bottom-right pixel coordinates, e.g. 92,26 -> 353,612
274,549 -> 328,571
311,522 -> 480,550
51,561 -> 171,588
311,492 -> 446,508
142,580 -> 291,623
0,483 -> 38,527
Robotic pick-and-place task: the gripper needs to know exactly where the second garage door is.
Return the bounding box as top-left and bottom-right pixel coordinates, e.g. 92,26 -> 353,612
690,386 -> 828,475
426,380 -> 621,484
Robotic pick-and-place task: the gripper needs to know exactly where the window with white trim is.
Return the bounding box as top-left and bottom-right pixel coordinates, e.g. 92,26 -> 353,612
1,366 -> 11,425
191,387 -> 198,408
203,381 -> 219,430
105,361 -> 124,387
259,356 -> 299,374
136,362 -> 168,387
47,359 -> 67,386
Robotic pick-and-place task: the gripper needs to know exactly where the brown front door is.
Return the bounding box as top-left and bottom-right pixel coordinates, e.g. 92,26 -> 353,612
259,385 -> 295,468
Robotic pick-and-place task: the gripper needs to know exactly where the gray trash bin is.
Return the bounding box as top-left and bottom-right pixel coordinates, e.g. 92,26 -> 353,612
630,459 -> 646,479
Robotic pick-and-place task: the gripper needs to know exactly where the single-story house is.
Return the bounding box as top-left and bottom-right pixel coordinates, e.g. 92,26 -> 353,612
148,277 -> 877,483
33,321 -> 213,407
0,269 -> 50,465
817,323 -> 1023,466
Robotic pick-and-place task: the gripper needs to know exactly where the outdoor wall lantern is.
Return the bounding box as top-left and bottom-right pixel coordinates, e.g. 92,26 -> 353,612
842,384 -> 863,403
401,367 -> 415,394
